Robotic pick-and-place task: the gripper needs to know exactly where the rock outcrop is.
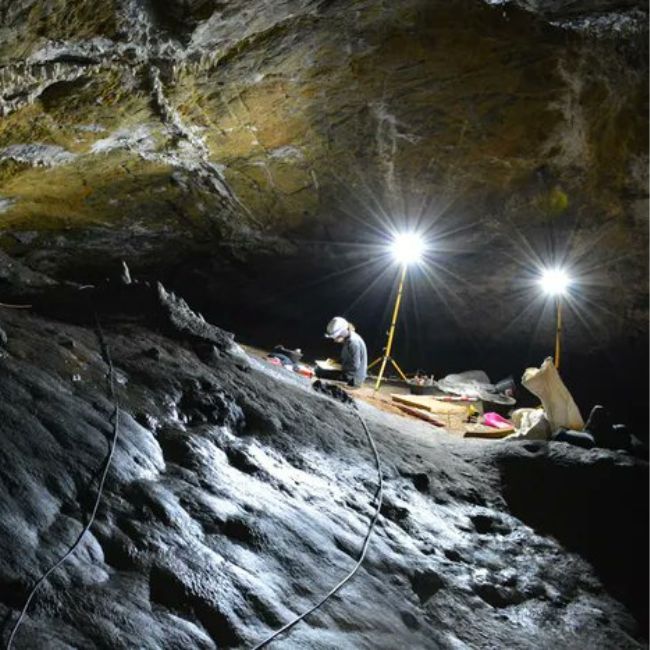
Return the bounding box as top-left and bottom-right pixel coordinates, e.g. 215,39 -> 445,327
0,271 -> 647,648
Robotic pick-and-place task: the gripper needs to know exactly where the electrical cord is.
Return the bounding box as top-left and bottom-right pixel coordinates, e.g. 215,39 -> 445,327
251,402 -> 383,649
4,309 -> 379,648
5,312 -> 120,650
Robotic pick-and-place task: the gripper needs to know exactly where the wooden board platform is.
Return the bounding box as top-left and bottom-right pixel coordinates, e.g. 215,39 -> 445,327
390,393 -> 472,416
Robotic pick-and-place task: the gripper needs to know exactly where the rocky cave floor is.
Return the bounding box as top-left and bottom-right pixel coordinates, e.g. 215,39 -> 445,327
0,266 -> 648,649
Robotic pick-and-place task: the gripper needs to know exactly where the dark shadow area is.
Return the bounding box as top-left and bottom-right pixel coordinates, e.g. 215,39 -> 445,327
163,247 -> 649,442
149,564 -> 242,648
497,450 -> 649,638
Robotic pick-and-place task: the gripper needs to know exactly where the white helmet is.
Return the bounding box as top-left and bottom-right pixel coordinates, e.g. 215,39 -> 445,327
325,316 -> 349,339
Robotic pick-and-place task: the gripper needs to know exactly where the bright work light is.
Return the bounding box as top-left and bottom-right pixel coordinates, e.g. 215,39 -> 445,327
390,232 -> 425,266
370,231 -> 427,391
538,267 -> 572,370
539,267 -> 571,296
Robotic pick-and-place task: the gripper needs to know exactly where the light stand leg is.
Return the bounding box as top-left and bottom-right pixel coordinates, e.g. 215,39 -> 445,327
554,296 -> 562,370
390,358 -> 409,382
368,356 -> 382,370
374,264 -> 407,391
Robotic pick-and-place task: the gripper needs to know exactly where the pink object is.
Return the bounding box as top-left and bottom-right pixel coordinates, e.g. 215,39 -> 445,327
296,365 -> 315,378
483,412 -> 513,429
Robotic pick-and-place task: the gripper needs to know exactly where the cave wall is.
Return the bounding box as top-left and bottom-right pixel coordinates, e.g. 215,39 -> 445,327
0,0 -> 647,394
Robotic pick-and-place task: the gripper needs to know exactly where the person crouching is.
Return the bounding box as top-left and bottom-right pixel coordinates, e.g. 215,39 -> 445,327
319,316 -> 368,388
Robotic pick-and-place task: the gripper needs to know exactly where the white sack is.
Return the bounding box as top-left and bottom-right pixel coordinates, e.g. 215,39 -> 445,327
521,357 -> 584,431
505,407 -> 551,441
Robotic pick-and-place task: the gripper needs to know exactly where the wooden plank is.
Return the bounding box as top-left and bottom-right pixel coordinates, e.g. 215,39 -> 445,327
463,423 -> 514,438
390,393 -> 470,416
395,404 -> 446,427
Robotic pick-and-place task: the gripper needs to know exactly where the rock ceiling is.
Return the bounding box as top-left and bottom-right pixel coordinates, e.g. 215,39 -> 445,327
0,0 -> 647,345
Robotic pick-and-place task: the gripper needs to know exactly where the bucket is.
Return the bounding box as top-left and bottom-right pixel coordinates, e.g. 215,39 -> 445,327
482,394 -> 516,416
493,376 -> 516,397
409,383 -> 438,396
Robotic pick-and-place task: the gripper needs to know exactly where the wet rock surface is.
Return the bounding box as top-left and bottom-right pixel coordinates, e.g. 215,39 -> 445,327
0,280 -> 647,648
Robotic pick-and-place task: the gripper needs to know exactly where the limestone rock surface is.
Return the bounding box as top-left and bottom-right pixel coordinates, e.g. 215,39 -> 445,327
0,273 -> 647,648
0,0 -> 646,347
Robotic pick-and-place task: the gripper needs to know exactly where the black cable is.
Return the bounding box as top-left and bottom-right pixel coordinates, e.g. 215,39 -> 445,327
5,312 -> 120,649
251,403 -> 383,649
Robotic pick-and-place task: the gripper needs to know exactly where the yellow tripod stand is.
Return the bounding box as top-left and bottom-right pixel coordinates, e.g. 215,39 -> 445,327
554,295 -> 562,370
368,264 -> 409,390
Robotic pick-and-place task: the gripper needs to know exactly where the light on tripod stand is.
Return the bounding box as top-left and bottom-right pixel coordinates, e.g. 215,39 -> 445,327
369,231 -> 426,391
391,232 -> 425,266
539,267 -> 572,370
